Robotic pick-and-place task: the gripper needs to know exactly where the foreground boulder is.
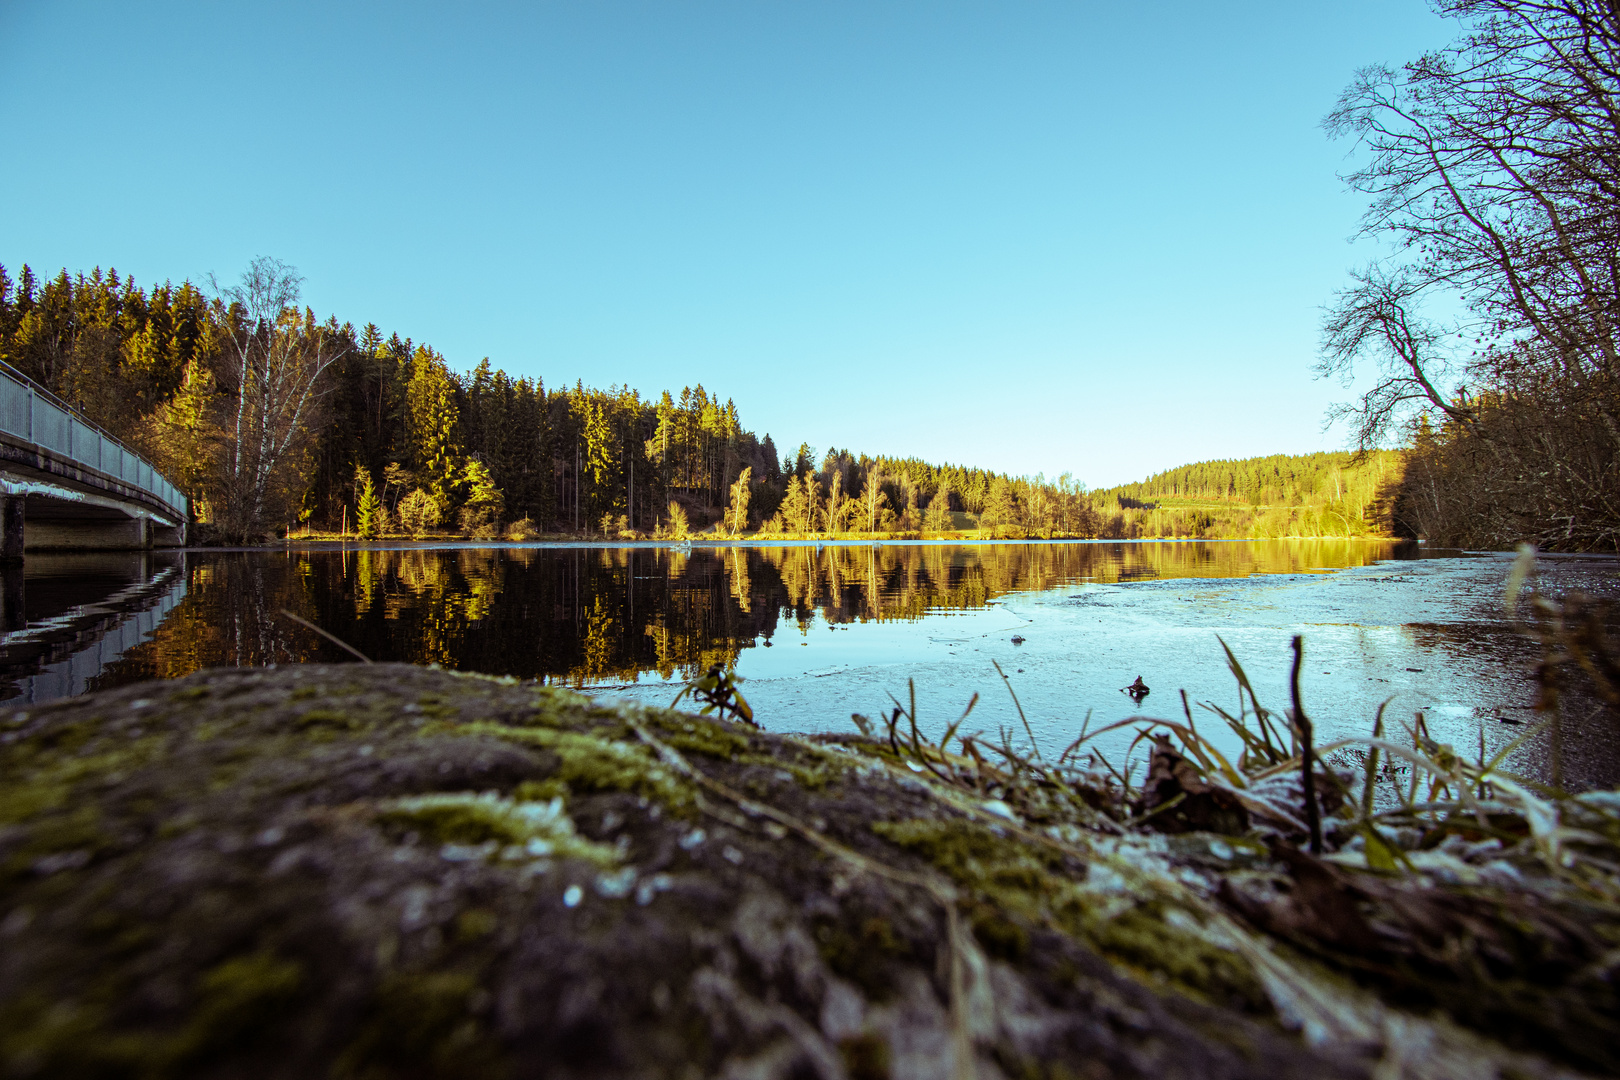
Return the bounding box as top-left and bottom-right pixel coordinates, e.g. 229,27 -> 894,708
0,665 -> 1607,1078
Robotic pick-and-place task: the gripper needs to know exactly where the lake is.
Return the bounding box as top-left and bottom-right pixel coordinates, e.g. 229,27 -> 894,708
4,539 -> 1617,788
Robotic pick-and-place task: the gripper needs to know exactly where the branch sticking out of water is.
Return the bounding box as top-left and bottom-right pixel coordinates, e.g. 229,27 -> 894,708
278,609 -> 371,663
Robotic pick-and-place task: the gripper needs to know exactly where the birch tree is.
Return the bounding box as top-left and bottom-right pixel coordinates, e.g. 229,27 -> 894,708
924,486 -> 952,533
726,466 -> 752,534
212,258 -> 346,538
861,471 -> 887,533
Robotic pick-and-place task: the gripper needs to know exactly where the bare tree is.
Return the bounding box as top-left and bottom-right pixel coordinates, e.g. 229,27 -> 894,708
211,258 -> 347,537
861,471 -> 886,533
1322,0 -> 1620,545
924,485 -> 952,533
1327,1 -> 1620,393
1318,264 -> 1478,448
726,466 -> 752,534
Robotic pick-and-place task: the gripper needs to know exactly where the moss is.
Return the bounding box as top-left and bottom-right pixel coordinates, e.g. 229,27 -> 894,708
482,686 -> 592,731
1080,903 -> 1268,1013
6,663 -> 1579,1078
0,992 -> 107,1077
375,791 -> 619,866
455,909 -> 499,942
648,713 -> 751,761
454,722 -> 697,814
157,812 -> 199,839
992,1049 -> 1084,1080
874,817 -> 1268,1012
175,951 -> 306,1058
814,915 -> 909,1001
512,778 -> 569,803
0,734 -> 166,822
780,760 -> 831,790
871,817 -> 1065,907
27,719 -> 97,755
0,951 -> 305,1077
0,777 -> 69,827
413,694 -> 459,720
295,709 -> 363,737
13,804 -> 102,859
335,971 -> 504,1080
839,1033 -> 891,1080
732,753 -> 832,790
970,901 -> 1030,961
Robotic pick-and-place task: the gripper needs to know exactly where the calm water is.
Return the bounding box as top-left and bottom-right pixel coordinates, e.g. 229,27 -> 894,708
3,540 -> 1617,787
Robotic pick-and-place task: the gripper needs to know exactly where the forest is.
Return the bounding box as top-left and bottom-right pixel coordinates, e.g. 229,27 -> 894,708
0,257 -> 1401,545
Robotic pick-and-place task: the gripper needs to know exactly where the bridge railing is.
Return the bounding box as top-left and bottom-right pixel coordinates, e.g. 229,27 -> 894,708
0,362 -> 187,520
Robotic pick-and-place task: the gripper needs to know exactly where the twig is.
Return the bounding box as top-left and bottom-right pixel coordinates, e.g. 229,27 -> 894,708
992,659 -> 1043,761
278,608 -> 371,663
1290,635 -> 1321,854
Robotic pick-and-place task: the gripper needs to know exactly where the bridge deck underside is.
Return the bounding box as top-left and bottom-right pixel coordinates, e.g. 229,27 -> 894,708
24,495 -> 132,522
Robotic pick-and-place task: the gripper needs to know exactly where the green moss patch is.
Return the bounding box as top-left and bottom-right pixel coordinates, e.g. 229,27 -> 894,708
376,791 -> 618,866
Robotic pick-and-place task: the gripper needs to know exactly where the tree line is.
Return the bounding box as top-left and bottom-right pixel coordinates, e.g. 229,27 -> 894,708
0,256 -> 1431,545
0,257 -> 1090,540
1100,451 -> 1399,508
0,258 -> 793,540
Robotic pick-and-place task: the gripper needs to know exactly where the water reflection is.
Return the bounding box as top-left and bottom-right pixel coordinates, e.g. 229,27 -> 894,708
0,554 -> 188,705
8,539 -> 1616,786
94,539 -> 1404,689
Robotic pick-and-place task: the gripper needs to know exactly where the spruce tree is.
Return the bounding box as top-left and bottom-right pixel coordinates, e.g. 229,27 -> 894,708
457,460 -> 505,537
405,346 -> 462,515
355,464 -> 382,539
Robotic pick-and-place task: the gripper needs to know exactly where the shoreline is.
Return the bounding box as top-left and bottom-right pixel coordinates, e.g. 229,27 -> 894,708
235,534 -> 1410,553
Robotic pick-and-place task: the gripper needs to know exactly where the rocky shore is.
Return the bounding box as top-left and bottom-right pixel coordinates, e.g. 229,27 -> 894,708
1,663 -> 1615,1079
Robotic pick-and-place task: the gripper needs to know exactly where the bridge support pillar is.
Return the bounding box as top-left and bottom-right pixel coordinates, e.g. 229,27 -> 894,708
0,562 -> 22,631
0,497 -> 23,562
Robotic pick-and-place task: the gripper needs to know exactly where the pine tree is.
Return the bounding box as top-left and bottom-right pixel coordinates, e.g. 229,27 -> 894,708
355,464 -> 382,538
405,346 -> 462,514
580,393 -> 622,522
666,500 -> 690,540
457,459 -> 505,537
776,475 -> 808,535
144,356 -> 218,516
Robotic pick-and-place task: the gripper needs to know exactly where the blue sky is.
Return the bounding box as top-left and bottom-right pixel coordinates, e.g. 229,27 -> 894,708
1,2 -> 1453,487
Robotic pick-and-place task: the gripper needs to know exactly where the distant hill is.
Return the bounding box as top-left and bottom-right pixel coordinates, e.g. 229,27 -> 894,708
1090,450 -> 1403,540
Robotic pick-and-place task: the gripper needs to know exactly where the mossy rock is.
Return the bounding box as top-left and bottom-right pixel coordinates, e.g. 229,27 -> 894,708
0,665 -> 1595,1078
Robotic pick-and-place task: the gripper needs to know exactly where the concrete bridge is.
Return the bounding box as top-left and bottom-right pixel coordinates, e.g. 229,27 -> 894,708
0,364 -> 188,557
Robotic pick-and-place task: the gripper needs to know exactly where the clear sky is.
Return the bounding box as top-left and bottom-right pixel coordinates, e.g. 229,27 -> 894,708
1,1 -> 1454,487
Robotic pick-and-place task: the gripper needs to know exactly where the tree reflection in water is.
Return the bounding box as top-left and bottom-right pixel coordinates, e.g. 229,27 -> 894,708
96,540 -> 1402,692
